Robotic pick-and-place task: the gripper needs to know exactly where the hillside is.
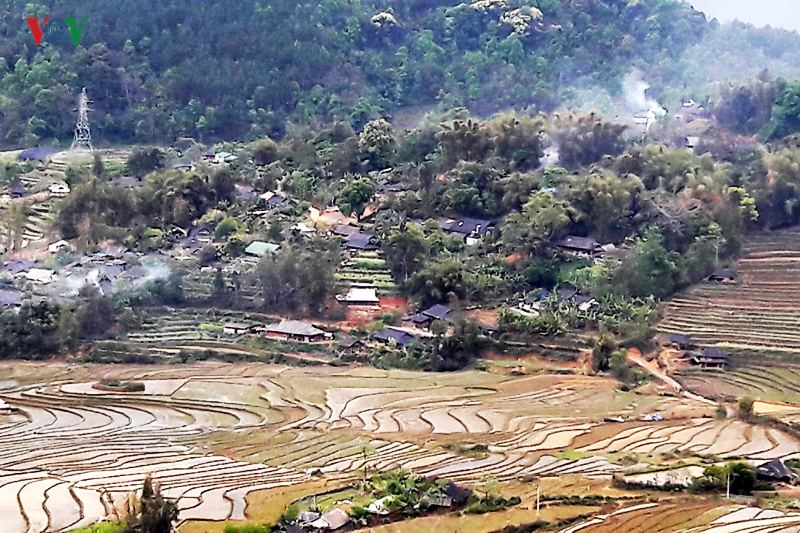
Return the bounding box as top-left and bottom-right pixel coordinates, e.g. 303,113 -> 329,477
659,227 -> 800,355
2,0 -> 800,147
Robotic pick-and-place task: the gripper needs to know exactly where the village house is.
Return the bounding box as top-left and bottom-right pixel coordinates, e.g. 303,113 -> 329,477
244,241 -> 281,258
222,323 -> 253,336
265,320 -> 330,342
48,240 -> 74,254
375,182 -> 407,200
171,161 -> 193,171
555,236 -> 601,257
308,508 -> 350,530
0,398 -> 17,415
373,327 -> 416,349
260,191 -> 296,210
18,147 -> 61,163
0,289 -> 22,309
403,303 -> 452,329
309,206 -> 356,228
438,217 -> 495,245
343,230 -> 380,251
48,182 -> 70,198
189,225 -> 214,244
4,260 -> 36,275
337,286 -> 380,305
24,268 -> 56,284
708,269 -> 736,283
756,459 -> 797,484
519,288 -> 550,314
688,347 -> 729,368
666,334 -> 693,350
338,337 -> 365,351
9,178 -> 25,199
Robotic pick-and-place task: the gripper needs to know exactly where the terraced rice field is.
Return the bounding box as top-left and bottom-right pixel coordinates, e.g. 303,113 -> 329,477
558,503 -> 800,533
680,364 -> 800,405
335,253 -> 398,296
659,227 -> 800,354
1,363 -> 799,532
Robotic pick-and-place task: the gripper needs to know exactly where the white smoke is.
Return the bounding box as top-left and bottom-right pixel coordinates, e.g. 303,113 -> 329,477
540,145 -> 560,168
623,72 -> 666,132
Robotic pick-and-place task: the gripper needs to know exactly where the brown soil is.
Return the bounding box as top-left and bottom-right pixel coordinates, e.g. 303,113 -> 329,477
341,296 -> 409,328
466,308 -> 499,326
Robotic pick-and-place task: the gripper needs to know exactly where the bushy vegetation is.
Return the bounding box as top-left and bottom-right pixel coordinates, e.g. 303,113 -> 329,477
68,523 -> 125,533
688,462 -> 757,495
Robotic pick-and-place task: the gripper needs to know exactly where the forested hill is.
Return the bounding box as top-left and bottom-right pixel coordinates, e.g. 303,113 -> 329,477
0,0 -> 797,146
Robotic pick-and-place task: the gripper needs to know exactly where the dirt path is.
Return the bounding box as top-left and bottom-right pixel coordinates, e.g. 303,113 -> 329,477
627,350 -> 683,392
627,351 -> 717,406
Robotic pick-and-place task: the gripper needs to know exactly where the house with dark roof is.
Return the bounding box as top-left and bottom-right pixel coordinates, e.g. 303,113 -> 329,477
373,327 -> 415,349
421,303 -> 452,322
519,288 -> 550,313
265,320 -> 329,342
332,225 -> 360,238
756,459 -> 797,484
266,194 -> 296,209
438,217 -> 495,245
376,183 -> 407,196
708,269 -> 736,283
110,176 -> 145,189
0,289 -> 22,308
556,287 -> 578,302
18,147 -> 61,162
171,161 -> 193,171
344,231 -> 379,251
689,347 -> 729,368
666,334 -> 693,350
403,313 -> 432,328
178,235 -> 205,252
443,482 -> 472,505
555,236 -> 601,257
4,260 -> 36,275
9,178 -> 25,199
189,225 -> 214,243
338,337 -> 365,350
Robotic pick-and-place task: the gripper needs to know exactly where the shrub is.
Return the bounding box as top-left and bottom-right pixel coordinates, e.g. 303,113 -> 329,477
282,505 -> 300,523
739,397 -> 755,418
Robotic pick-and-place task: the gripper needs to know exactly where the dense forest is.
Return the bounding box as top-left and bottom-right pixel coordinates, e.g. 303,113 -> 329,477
3,0 -> 800,146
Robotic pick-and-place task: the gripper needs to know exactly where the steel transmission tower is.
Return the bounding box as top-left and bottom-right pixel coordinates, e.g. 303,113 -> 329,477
71,88 -> 93,151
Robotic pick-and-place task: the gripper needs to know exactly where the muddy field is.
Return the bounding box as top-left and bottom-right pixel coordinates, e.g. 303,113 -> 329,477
0,362 -> 798,532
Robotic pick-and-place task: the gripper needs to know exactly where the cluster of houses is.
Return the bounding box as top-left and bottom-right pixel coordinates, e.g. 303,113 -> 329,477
0,242 -> 180,310
665,334 -> 730,369
280,481 -> 471,532
223,319 -> 333,343
517,286 -> 599,316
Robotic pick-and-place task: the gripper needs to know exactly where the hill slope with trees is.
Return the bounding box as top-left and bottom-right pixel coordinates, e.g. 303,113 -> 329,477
2,0 -> 799,147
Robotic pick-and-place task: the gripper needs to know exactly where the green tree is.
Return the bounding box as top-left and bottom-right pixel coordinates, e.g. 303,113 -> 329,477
358,119 -> 396,169
127,147 -> 166,178
501,191 -> 572,253
214,217 -> 240,240
384,224 -> 429,282
336,177 -> 375,221
611,226 -> 679,299
548,112 -> 625,170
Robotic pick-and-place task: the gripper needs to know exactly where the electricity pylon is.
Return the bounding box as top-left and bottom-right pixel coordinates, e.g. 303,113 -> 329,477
71,87 -> 93,151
